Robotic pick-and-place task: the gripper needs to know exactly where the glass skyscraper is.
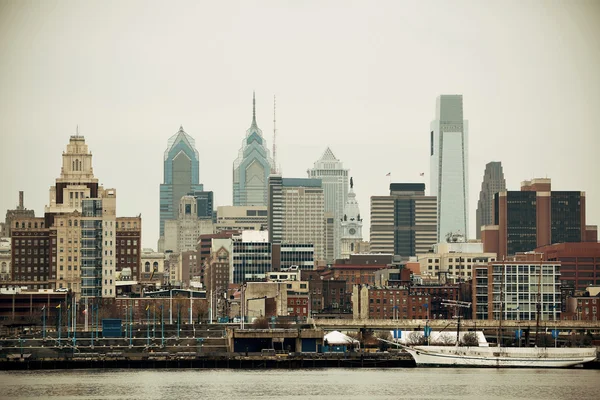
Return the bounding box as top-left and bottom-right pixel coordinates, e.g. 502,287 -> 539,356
430,95 -> 469,241
159,126 -> 203,239
233,93 -> 275,206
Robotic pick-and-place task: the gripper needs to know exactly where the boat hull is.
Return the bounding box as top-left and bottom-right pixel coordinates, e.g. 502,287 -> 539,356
404,346 -> 597,368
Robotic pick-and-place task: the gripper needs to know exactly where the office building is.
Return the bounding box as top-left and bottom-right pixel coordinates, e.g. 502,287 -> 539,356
159,125 -> 203,239
430,94 -> 469,240
482,178 -> 597,259
215,205 -> 268,232
188,190 -> 214,219
417,240 -> 496,282
233,93 -> 275,206
268,177 -> 325,261
475,162 -> 506,239
370,183 -> 437,257
116,216 -> 141,280
163,195 -> 214,253
307,147 -> 349,260
536,242 -> 600,293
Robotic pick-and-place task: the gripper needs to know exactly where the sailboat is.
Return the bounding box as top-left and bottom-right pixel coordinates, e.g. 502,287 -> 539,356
403,263 -> 597,368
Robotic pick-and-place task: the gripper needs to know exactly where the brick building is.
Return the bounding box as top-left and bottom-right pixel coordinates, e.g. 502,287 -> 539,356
116,217 -> 141,280
352,285 -> 431,320
482,178 -> 597,259
536,242 -> 600,293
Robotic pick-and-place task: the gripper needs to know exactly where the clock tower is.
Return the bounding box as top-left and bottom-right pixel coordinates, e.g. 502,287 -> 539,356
340,177 -> 363,259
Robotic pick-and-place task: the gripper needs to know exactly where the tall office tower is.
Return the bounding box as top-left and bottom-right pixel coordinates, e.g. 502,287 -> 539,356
268,177 -> 325,263
475,162 -> 506,239
159,125 -> 203,240
370,183 -> 437,257
233,93 -> 275,206
482,178 -> 597,259
430,95 -> 469,240
340,178 -> 363,259
307,147 -> 349,261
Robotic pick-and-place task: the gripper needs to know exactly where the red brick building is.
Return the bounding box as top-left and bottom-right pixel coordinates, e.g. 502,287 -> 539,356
10,217 -> 50,289
536,242 -> 600,293
301,270 -> 350,314
352,286 -> 431,320
287,294 -> 310,318
116,217 -> 141,280
562,296 -> 599,321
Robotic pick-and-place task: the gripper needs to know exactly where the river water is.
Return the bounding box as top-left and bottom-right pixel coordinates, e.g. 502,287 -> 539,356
0,368 -> 599,400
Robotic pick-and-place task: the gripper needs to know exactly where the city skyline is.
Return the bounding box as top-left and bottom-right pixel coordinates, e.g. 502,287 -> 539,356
1,0 -> 599,249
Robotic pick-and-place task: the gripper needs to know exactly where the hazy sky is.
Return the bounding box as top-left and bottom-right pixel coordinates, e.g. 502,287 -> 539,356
1,0 -> 599,249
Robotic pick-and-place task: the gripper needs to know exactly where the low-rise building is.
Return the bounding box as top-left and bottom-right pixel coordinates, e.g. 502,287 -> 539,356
0,238 -> 11,282
352,285 -> 431,320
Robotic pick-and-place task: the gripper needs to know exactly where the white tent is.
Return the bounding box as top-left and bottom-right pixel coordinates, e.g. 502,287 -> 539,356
324,331 -> 360,346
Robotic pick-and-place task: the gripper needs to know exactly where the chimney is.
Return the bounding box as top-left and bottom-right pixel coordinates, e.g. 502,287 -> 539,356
18,191 -> 24,210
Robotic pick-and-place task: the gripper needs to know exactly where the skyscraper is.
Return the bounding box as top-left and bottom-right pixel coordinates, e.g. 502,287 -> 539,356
370,183 -> 437,257
307,147 -> 349,261
475,161 -> 506,239
233,93 -> 275,206
481,178 -> 597,259
430,95 -> 469,241
159,126 -> 203,241
268,177 -> 325,263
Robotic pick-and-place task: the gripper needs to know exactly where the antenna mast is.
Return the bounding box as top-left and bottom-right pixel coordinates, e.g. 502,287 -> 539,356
272,95 -> 278,174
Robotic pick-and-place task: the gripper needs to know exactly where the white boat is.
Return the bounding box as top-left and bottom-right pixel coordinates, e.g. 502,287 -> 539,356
403,345 -> 597,368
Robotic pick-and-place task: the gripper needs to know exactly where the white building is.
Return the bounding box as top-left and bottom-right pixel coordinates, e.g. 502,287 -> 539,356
215,205 -> 268,232
307,147 -> 349,261
163,195 -> 214,253
430,94 -> 469,240
340,178 -> 363,259
0,238 -> 11,282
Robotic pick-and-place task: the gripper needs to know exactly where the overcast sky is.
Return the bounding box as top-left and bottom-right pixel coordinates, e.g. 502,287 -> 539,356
1,0 -> 599,249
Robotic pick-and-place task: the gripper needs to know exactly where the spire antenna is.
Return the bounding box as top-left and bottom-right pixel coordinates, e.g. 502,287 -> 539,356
272,95 -> 278,174
252,91 -> 256,125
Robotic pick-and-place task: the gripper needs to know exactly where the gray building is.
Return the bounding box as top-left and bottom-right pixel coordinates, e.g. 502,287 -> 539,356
233,93 -> 275,206
268,177 -> 325,261
430,95 -> 469,240
370,183 -> 437,257
475,162 -> 506,239
159,126 -> 203,240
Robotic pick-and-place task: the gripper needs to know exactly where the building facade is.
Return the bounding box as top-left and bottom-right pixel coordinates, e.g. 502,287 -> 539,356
418,241 -> 497,282
352,285 -> 431,320
0,238 -> 10,282
370,183 -> 437,257
233,93 -> 275,206
215,205 -> 268,232
159,126 -> 203,240
475,161 -> 506,239
307,147 -> 349,261
473,256 -> 561,321
482,178 -> 596,259
268,177 -> 325,262
430,94 -> 469,240
163,195 -> 214,253
536,242 -> 600,293
116,216 -> 141,281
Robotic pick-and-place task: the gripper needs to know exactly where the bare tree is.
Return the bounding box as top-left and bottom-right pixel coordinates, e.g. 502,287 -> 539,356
406,331 -> 427,345
431,333 -> 455,346
252,317 -> 270,329
461,332 -> 479,347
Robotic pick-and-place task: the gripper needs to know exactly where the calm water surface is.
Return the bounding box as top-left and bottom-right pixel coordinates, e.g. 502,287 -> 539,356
1,368 -> 599,400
